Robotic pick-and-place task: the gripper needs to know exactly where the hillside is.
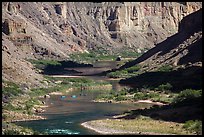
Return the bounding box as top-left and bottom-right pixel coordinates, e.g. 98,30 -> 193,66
2,2 -> 202,135
2,2 -> 202,87
119,8 -> 202,91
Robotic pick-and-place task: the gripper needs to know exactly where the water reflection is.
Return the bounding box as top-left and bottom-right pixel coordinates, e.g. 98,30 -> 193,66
15,89 -> 152,135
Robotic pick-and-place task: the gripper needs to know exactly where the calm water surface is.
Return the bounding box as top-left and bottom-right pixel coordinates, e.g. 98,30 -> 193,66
15,63 -> 152,135
15,88 -> 152,135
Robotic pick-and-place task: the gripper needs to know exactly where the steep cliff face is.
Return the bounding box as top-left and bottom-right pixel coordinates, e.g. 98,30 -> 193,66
2,2 -> 202,56
1,2 -> 202,87
121,8 -> 202,71
119,8 -> 202,90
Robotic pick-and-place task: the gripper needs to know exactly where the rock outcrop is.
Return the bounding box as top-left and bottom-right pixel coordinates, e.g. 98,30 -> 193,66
2,2 -> 202,87
121,8 -> 202,71
119,9 -> 202,90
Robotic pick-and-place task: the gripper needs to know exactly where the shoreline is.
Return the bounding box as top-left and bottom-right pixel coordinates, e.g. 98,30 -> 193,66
3,110 -> 46,123
80,121 -> 174,135
81,121 -> 138,135
93,99 -> 167,106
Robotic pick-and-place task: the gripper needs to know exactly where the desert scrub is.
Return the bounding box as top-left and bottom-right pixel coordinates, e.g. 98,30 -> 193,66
69,51 -> 117,64
172,89 -> 202,103
45,76 -> 110,89
157,65 -> 173,72
2,81 -> 23,97
107,65 -> 141,78
183,120 -> 202,135
95,89 -> 129,101
154,83 -> 173,92
86,115 -> 192,135
27,59 -> 61,70
2,123 -> 41,135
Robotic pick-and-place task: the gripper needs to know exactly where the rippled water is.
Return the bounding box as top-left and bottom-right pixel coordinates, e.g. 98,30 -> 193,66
15,89 -> 152,135
15,62 -> 152,135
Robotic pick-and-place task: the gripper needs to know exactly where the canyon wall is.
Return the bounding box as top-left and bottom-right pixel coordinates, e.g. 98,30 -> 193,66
2,2 -> 202,87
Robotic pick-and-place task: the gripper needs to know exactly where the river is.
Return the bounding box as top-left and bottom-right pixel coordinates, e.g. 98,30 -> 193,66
14,61 -> 153,135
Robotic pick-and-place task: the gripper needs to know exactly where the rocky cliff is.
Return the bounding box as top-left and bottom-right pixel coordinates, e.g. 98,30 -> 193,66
121,8 -> 202,71
119,8 -> 202,90
2,2 -> 202,87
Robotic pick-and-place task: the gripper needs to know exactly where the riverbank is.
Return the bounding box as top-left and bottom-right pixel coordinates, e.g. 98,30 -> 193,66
3,110 -> 46,122
80,116 -> 192,135
81,121 -> 138,135
81,121 -> 176,135
93,99 -> 167,106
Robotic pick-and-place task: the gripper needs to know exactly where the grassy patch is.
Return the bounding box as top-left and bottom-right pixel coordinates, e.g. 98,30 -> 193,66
154,83 -> 173,92
157,65 -> 173,72
69,49 -> 145,64
87,115 -> 192,135
95,87 -> 178,104
183,120 -> 202,135
2,81 -> 23,97
69,51 -> 117,64
27,59 -> 61,70
107,65 -> 141,78
2,122 -> 42,135
172,89 -> 202,103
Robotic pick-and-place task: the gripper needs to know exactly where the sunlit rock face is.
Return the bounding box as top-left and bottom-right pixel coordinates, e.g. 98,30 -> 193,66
2,2 -> 202,54
1,2 -> 202,87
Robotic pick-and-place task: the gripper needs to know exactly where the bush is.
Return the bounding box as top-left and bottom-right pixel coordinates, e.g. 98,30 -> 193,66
27,59 -> 61,69
183,120 -> 202,135
3,129 -> 21,135
115,96 -> 126,101
133,92 -> 148,101
2,81 -> 23,97
156,83 -> 173,91
173,89 -> 202,103
157,65 -> 173,72
126,65 -> 141,73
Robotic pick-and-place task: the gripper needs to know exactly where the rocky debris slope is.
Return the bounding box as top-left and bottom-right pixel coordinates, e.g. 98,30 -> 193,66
121,8 -> 202,72
2,2 -> 202,56
2,2 -> 202,87
119,9 -> 202,90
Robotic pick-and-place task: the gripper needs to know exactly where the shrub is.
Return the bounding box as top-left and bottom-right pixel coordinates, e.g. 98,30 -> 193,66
183,120 -> 202,135
173,89 -> 202,103
157,65 -> 173,72
27,59 -> 61,69
3,129 -> 21,135
126,65 -> 141,73
156,83 -> 173,91
2,81 -> 23,97
115,96 -> 126,101
133,92 -> 148,101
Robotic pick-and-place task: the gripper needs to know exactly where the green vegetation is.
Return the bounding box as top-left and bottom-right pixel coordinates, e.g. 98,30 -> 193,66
27,59 -> 61,70
86,115 -> 192,135
172,89 -> 202,103
119,50 -> 145,58
69,51 -> 117,64
183,120 -> 202,135
157,65 -> 173,72
2,123 -> 41,135
24,98 -> 41,115
2,81 -> 23,97
96,89 -> 129,101
69,49 -> 145,64
3,129 -> 22,135
154,83 -> 173,92
133,92 -> 158,101
107,65 -> 141,78
95,87 -> 178,104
